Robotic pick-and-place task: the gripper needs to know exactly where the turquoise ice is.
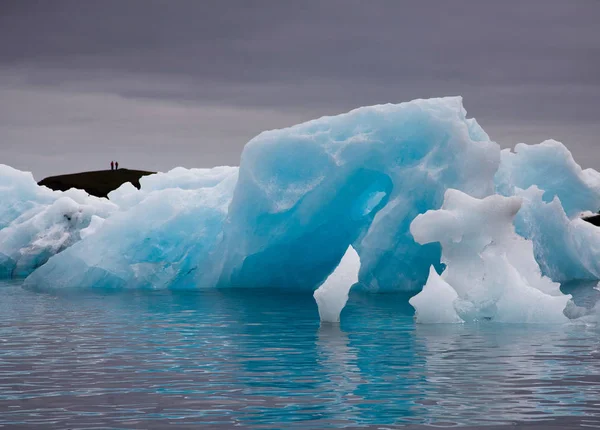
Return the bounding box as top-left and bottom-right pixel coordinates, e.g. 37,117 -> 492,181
0,96 -> 597,320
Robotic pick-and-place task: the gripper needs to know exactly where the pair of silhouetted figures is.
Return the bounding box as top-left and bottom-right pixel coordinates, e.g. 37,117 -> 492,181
110,161 -> 119,171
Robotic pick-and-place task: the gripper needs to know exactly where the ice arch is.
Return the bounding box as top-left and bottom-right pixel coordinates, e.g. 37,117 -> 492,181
21,97 -> 501,291
218,167 -> 392,290
217,96 -> 499,292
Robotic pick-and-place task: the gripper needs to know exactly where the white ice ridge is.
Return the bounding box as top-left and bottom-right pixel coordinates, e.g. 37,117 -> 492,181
409,189 -> 571,323
314,246 -> 360,323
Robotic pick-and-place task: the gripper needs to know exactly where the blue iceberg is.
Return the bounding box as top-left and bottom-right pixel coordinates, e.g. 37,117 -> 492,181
217,97 -> 499,292
0,96 -> 596,316
495,140 -> 600,282
25,166 -> 238,289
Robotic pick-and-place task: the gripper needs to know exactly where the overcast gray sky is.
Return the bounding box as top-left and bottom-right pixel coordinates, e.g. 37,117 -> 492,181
1,0 -> 599,179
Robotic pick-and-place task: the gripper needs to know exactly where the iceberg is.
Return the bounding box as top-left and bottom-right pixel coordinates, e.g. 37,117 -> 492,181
0,165 -> 54,230
495,140 -> 600,218
509,187 -> 600,282
22,96 -> 499,292
408,267 -> 463,324
108,166 -> 236,210
495,140 -> 600,282
217,97 -> 499,292
409,189 -> 570,323
314,245 -> 360,323
0,95 -> 595,318
0,165 -> 117,278
24,166 -> 238,290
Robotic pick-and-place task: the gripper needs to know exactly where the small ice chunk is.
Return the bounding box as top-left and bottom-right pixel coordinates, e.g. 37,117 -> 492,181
409,266 -> 463,323
313,246 -> 360,323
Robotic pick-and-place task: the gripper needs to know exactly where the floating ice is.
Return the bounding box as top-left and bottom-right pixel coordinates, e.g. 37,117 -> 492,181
0,96 -> 597,309
108,166 -> 236,210
6,97 -> 502,289
408,267 -> 462,324
0,165 -> 54,230
509,186 -> 600,282
217,96 -> 499,292
0,165 -> 117,278
494,141 -> 600,283
410,189 -> 570,323
314,246 -> 360,323
24,166 -> 238,290
495,140 -> 600,218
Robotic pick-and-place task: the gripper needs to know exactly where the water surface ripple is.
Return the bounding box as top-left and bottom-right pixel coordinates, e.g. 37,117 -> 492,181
1,280 -> 600,428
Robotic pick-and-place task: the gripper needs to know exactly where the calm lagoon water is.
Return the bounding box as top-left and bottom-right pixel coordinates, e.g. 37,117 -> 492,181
1,279 -> 600,429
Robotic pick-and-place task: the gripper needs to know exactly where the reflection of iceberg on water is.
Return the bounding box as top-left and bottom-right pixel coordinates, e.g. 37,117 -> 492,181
410,189 -> 571,323
413,323 -> 591,423
316,324 -> 362,419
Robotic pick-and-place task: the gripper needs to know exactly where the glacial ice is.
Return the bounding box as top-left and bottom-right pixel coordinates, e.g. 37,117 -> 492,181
217,97 -> 499,291
108,166 -> 237,210
408,267 -> 462,324
25,166 -> 238,289
495,140 -> 600,218
314,245 -> 361,323
410,190 -> 570,323
494,141 -> 600,282
0,95 -> 596,326
509,186 -> 600,282
0,165 -> 54,230
0,165 -> 117,278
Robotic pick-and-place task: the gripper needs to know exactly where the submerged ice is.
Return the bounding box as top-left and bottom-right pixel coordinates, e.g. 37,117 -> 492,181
0,95 -> 597,323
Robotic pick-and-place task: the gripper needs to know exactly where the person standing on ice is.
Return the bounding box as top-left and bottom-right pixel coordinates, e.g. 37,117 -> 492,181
110,161 -> 114,171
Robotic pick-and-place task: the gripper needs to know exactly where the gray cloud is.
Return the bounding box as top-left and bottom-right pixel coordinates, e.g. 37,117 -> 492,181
0,0 -> 599,179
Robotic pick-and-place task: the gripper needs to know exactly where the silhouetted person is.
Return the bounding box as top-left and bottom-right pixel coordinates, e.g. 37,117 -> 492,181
115,161 -> 119,170
111,161 -> 114,171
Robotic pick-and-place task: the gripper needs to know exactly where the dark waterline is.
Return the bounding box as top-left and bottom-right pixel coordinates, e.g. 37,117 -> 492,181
1,280 -> 600,428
